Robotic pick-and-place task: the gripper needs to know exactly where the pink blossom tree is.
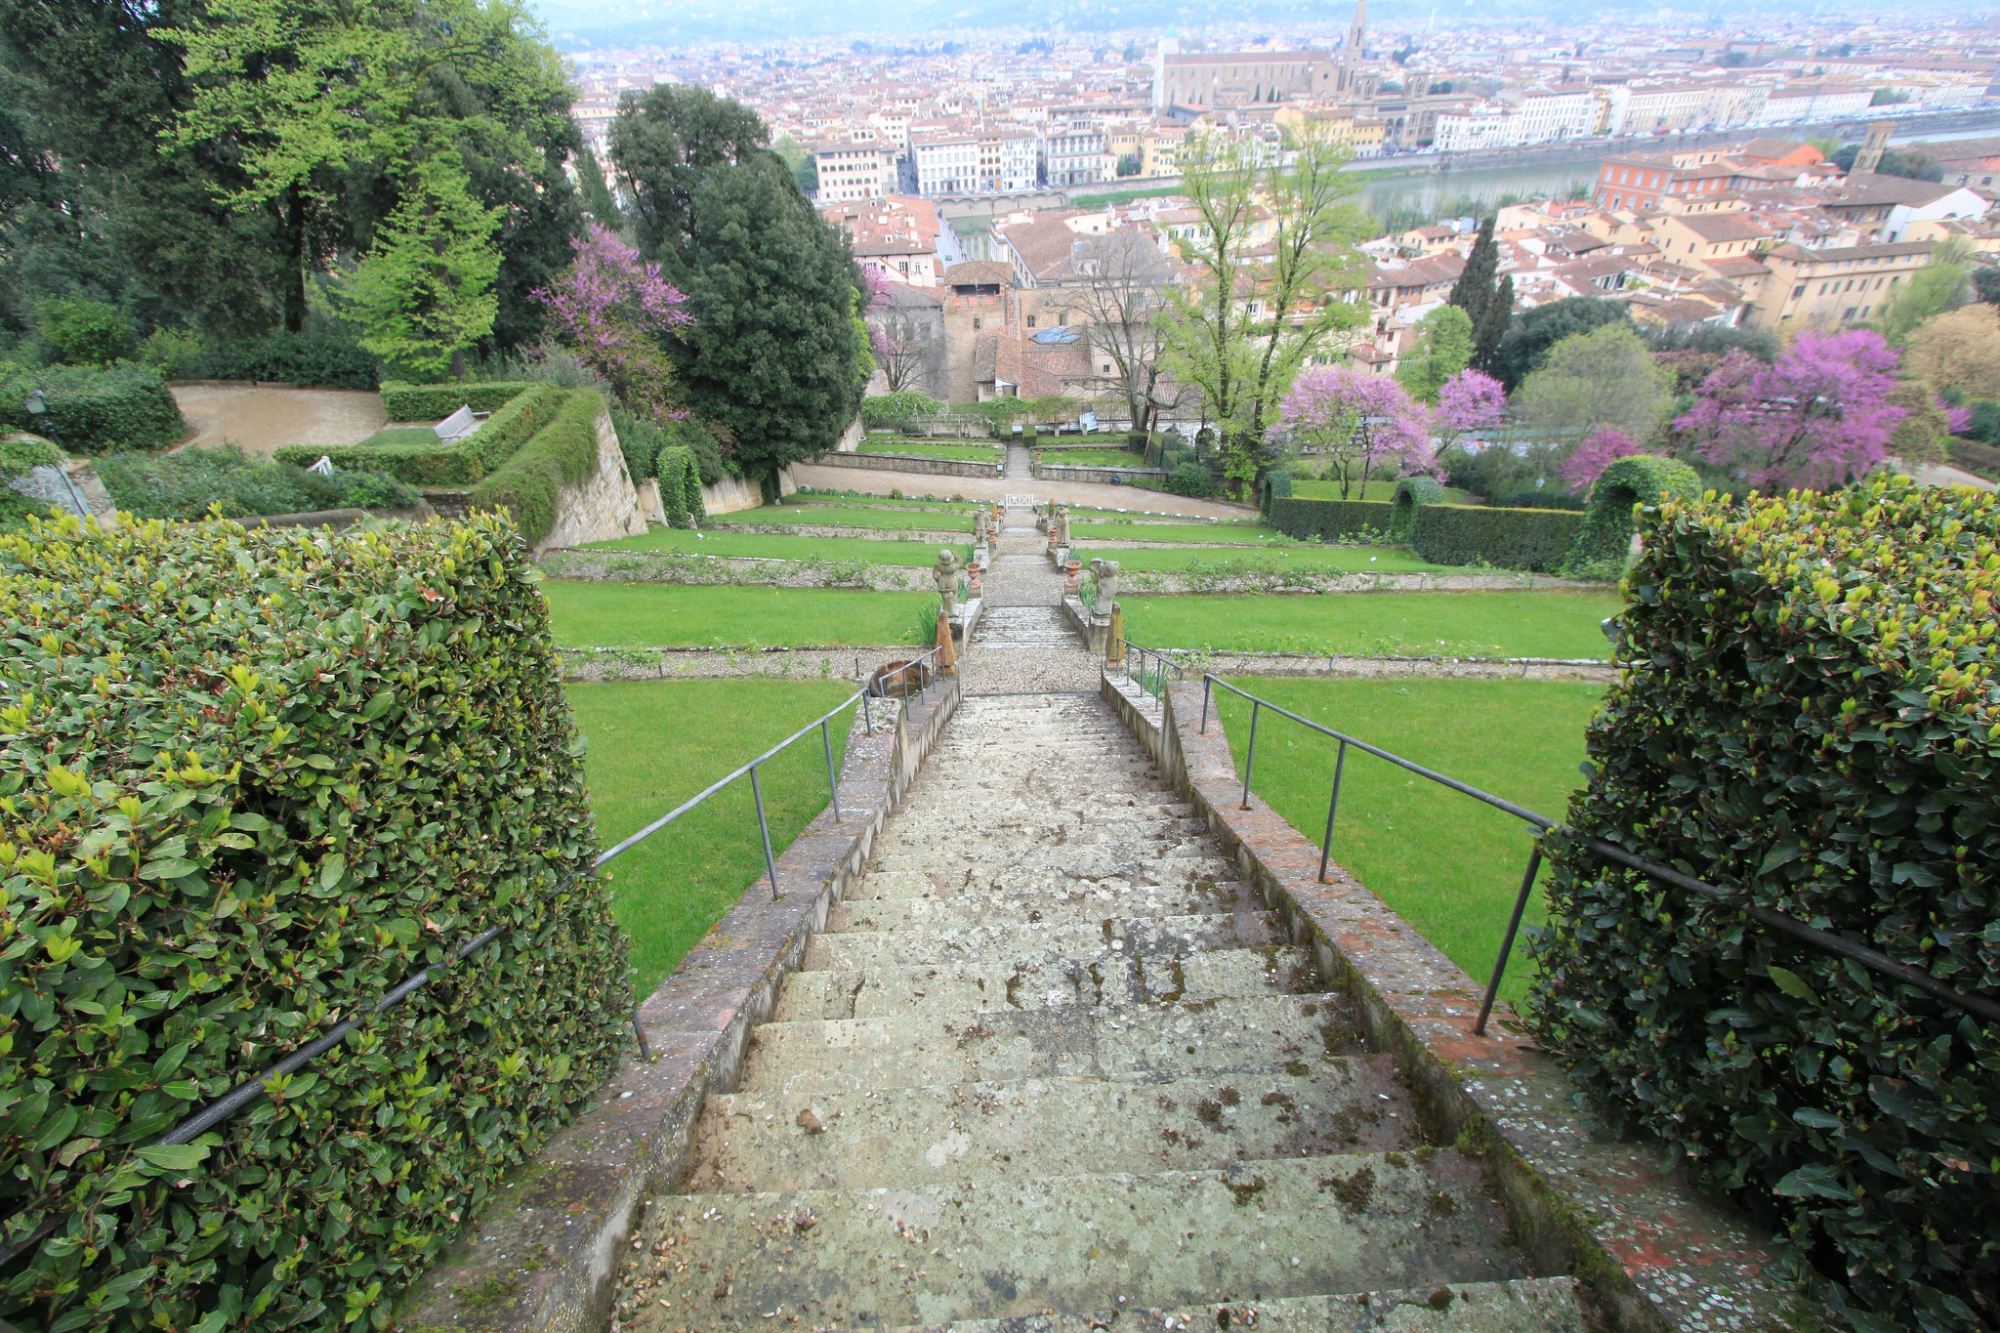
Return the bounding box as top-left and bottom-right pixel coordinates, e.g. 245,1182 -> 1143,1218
1560,427 -> 1660,494
1277,366 -> 1436,499
1673,329 -> 1905,491
1436,368 -> 1506,440
534,223 -> 693,423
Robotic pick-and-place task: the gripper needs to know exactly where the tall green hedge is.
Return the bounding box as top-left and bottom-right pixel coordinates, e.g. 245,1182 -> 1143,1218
1528,480 -> 2000,1332
0,511 -> 630,1333
274,384 -> 562,487
379,381 -> 532,421
1268,496 -> 1394,542
1256,469 -> 1292,516
1410,504 -> 1582,571
1389,476 -> 1447,541
469,390 -> 604,548
0,363 -> 186,454
1566,453 -> 1701,574
657,445 -> 704,529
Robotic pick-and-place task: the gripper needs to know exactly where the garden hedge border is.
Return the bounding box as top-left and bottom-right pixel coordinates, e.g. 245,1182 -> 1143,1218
1389,476 -> 1447,541
1267,495 -> 1394,542
1528,479 -> 2000,1331
1565,454 -> 1700,574
1411,504 -> 1582,572
468,390 -> 604,549
0,511 -> 630,1333
275,384 -> 562,487
0,362 -> 186,454
379,381 -> 534,421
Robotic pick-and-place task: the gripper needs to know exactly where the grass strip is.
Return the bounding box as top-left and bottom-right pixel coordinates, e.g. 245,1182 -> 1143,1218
1087,545 -> 1441,574
544,581 -> 934,648
583,527 -> 964,567
1118,590 -> 1622,660
1212,677 -> 1602,1004
858,439 -> 1004,463
716,504 -> 975,534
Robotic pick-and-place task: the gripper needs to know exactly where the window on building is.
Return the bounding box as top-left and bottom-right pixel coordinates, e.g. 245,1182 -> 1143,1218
1845,307 -> 1857,320
1027,316 -> 1037,328
972,317 -> 981,330
1792,285 -> 1806,299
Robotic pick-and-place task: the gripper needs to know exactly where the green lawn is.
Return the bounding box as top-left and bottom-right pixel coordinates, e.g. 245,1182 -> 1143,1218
1071,521 -> 1293,545
1289,478 -> 1482,505
1212,678 -> 1602,1005
544,581 -> 933,648
1118,591 -> 1622,659
584,527 -> 965,567
1088,545 -> 1442,574
357,426 -> 439,448
1037,448 -> 1151,468
716,505 -> 974,534
858,438 -> 1003,464
571,679 -> 858,993
790,492 -> 978,513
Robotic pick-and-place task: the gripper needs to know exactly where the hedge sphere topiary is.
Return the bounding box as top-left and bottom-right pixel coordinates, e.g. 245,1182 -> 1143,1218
1566,453 -> 1700,574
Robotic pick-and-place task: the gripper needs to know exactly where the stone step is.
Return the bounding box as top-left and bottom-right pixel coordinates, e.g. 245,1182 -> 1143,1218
876,1280 -> 1588,1333
802,912 -> 1287,973
739,993 -> 1367,1097
618,1152 -> 1520,1332
826,880 -> 1261,932
865,852 -> 1238,892
690,1059 -> 1415,1192
773,947 -> 1318,1021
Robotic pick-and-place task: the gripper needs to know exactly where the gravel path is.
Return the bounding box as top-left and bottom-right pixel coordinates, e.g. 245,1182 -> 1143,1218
792,445 -> 1254,520
170,385 -> 385,455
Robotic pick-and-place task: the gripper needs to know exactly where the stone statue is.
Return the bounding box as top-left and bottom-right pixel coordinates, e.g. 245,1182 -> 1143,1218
1090,557 -> 1120,611
1054,506 -> 1071,550
932,549 -> 962,619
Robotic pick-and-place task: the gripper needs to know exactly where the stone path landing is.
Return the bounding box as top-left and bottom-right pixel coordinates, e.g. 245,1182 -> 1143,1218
608,681 -> 1583,1330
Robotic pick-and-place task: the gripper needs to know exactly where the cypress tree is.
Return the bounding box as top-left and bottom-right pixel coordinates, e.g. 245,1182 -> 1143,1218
1448,215 -> 1500,335
1475,273 -> 1514,371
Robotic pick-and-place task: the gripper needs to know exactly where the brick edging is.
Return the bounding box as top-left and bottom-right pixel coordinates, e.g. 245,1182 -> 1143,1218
399,681 -> 963,1333
1099,674 -> 1812,1333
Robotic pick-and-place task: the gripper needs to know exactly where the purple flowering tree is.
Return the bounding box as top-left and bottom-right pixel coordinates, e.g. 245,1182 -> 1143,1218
534,223 -> 692,423
1560,427 -> 1659,494
1436,368 -> 1506,441
1277,366 -> 1436,499
1674,329 -> 1905,491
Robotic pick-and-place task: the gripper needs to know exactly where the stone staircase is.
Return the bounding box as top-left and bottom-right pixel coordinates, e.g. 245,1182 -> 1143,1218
610,689 -> 1583,1332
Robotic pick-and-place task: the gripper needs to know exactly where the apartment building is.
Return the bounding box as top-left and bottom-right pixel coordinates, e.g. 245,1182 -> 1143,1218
1745,240 -> 1934,328
1041,123 -> 1107,187
823,196 -> 967,287
1593,144 -> 1821,212
976,129 -> 1040,192
1761,83 -> 1874,124
909,131 -> 982,196
812,142 -> 900,201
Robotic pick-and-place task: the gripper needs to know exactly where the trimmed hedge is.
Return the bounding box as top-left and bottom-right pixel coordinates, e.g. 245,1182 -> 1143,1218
1528,480 -> 2000,1332
379,381 -> 533,422
1256,469 -> 1292,516
0,511 -> 630,1333
657,445 -> 704,528
1390,476 -> 1447,541
200,330 -> 379,389
274,384 -> 563,487
0,362 -> 186,454
469,389 -> 605,547
98,444 -> 418,520
1268,496 -> 1394,542
1567,453 -> 1701,574
1410,504 -> 1582,571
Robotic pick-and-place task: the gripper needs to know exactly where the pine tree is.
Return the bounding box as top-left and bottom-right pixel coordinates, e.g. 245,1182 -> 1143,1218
345,154 -> 502,380
1448,215 -> 1499,339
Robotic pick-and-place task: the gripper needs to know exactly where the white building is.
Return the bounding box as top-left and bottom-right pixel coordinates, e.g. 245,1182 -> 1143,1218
812,143 -> 900,202
1041,123 -> 1107,187
1760,83 -> 1874,124
909,132 -> 982,196
1433,104 -> 1518,153
979,130 -> 1041,193
1435,86 -> 1595,151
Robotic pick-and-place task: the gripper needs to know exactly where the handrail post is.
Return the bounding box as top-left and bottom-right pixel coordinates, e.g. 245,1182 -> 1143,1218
862,687 -> 873,735
820,718 -> 841,823
1317,739 -> 1347,883
750,762 -> 781,901
1241,700 -> 1260,809
1201,675 -> 1213,733
1475,845 -> 1544,1037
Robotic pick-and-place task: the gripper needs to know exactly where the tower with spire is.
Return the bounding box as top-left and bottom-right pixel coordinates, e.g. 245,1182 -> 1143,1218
1339,0 -> 1368,94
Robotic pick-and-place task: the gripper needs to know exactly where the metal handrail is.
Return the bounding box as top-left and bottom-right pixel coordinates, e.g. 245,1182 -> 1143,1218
0,648 -> 959,1266
1110,635 -> 1186,703
1198,675 -> 2000,1034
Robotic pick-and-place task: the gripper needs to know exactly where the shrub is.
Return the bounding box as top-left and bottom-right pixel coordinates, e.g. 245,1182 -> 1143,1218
0,437 -> 66,532
202,329 -> 379,389
136,327 -> 205,380
860,392 -> 943,428
0,362 -> 186,453
36,296 -> 131,365
657,445 -> 705,528
1257,469 -> 1292,516
0,511 -> 630,1333
98,444 -> 418,519
1166,460 -> 1214,498
1565,453 -> 1701,574
1491,488 -> 1586,511
1389,476 -> 1447,541
1528,479 -> 2000,1331
1268,495 -> 1392,541
468,389 -> 604,547
275,384 -> 563,487
379,381 -> 533,421
1409,504 -> 1582,571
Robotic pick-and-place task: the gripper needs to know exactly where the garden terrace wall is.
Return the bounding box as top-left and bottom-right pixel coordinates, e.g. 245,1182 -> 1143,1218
471,391 -> 637,551
1267,496 -> 1395,543
1031,460 -> 1169,486
1411,504 -> 1582,572
0,511 -> 630,1333
274,383 -> 564,486
812,450 -> 1002,479
1529,479 -> 2000,1331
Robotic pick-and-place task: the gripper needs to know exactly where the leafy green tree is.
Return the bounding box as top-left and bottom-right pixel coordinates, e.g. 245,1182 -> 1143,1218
1887,381 -> 1951,465
1489,296 -> 1633,391
1396,304 -> 1473,402
1514,322 -> 1672,453
1877,237 -> 1972,345
344,154 -> 502,379
1161,126 -> 1369,495
608,85 -> 768,271
773,134 -> 818,196
668,152 -> 863,493
36,295 -> 131,364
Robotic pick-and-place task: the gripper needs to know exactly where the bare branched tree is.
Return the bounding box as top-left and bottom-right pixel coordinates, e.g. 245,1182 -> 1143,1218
1050,228 -> 1179,433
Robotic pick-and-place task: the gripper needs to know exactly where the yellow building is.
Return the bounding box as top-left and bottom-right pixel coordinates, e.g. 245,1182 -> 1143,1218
1746,241 -> 1935,329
